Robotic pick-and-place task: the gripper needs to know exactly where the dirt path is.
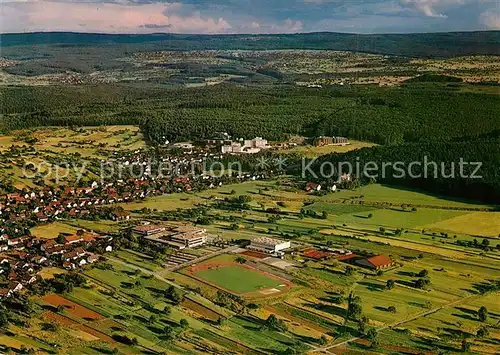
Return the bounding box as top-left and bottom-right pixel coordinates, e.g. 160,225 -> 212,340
313,293 -> 480,354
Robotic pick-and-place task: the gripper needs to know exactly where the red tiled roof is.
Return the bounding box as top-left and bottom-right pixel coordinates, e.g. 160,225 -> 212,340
43,239 -> 56,247
337,253 -> 358,261
366,255 -> 393,268
82,234 -> 96,242
303,248 -> 333,260
65,235 -> 83,243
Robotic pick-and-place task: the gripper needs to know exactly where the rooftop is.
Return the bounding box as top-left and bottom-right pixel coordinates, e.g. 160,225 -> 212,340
171,232 -> 205,241
64,235 -> 83,243
366,255 -> 393,267
251,237 -> 288,246
133,225 -> 165,232
172,225 -> 205,234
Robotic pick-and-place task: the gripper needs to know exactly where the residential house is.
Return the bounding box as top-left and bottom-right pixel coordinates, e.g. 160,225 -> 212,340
65,234 -> 84,245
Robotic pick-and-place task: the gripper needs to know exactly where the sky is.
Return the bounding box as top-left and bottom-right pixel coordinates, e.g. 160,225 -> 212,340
1,0 -> 499,34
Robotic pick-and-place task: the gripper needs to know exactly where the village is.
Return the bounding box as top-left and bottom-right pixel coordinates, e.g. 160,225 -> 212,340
0,160 -> 497,355
0,199 -> 398,304
0,129 -> 497,355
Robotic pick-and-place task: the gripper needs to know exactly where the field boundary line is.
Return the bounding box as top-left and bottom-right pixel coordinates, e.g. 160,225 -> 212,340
314,293 -> 482,353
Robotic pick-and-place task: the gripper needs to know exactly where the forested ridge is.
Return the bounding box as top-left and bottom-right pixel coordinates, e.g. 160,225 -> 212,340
1,83 -> 499,202
2,31 -> 500,57
312,140 -> 500,203
2,84 -> 499,144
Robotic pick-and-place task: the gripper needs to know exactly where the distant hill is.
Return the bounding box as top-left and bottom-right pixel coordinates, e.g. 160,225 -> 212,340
1,31 -> 499,57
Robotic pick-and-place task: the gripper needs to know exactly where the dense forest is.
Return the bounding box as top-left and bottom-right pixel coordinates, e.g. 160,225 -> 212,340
2,84 -> 499,145
312,140 -> 500,204
1,83 -> 499,202
2,31 -> 500,57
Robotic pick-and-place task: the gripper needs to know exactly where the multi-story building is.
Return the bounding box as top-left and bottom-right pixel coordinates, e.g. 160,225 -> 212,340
140,224 -> 207,249
247,237 -> 290,254
222,137 -> 269,154
132,224 -> 166,236
167,226 -> 206,248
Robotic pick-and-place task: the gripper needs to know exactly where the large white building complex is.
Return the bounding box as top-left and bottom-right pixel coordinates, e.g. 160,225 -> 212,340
132,224 -> 166,236
167,225 -> 207,249
221,137 -> 269,154
247,237 -> 291,254
134,223 -> 207,249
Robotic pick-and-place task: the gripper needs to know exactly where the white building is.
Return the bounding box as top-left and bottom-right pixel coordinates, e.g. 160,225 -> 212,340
222,137 -> 269,154
222,142 -> 243,154
143,225 -> 207,249
244,137 -> 268,149
172,142 -> 194,150
133,225 -> 166,236
248,237 -> 291,254
167,225 -> 207,249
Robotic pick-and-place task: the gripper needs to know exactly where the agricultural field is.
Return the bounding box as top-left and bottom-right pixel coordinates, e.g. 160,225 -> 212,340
2,167 -> 499,355
0,125 -> 146,189
0,125 -> 144,158
280,140 -> 377,157
1,31 -> 500,355
3,46 -> 500,87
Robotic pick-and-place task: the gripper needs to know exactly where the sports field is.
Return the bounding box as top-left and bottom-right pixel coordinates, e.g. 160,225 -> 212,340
195,265 -> 283,294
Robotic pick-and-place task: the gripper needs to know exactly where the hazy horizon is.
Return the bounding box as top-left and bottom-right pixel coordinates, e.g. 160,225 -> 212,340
1,0 -> 499,35
2,29 -> 500,36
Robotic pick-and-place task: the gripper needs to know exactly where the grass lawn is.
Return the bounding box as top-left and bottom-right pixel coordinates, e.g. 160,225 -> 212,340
30,222 -> 79,239
65,219 -> 122,233
281,140 -> 376,157
304,201 -> 378,215
83,260 -> 172,306
424,211 -> 500,236
113,249 -> 163,272
332,208 -> 467,230
30,219 -> 121,238
194,265 -> 283,294
119,193 -> 202,211
320,184 -> 494,209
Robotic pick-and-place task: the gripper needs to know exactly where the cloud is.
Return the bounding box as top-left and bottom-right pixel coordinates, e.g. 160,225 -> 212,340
0,0 -> 498,33
400,0 -> 450,18
480,10 -> 500,29
0,0 -> 306,33
1,1 -> 232,33
236,18 -> 303,33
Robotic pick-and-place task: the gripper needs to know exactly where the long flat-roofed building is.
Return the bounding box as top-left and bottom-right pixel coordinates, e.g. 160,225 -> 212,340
170,231 -> 206,248
133,225 -> 166,236
139,224 -> 207,249
168,225 -> 206,248
248,237 -> 290,254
